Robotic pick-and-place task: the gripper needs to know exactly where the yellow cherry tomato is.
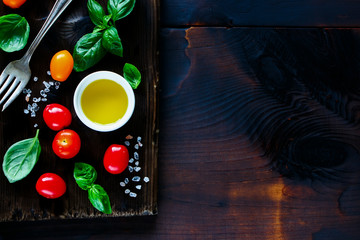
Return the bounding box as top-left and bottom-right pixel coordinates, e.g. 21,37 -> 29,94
3,0 -> 26,8
50,50 -> 74,82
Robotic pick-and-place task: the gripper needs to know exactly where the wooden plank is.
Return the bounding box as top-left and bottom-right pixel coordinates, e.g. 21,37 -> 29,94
0,0 -> 159,220
161,0 -> 360,27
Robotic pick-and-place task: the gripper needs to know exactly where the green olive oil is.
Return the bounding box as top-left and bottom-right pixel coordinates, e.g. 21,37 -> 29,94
81,79 -> 128,125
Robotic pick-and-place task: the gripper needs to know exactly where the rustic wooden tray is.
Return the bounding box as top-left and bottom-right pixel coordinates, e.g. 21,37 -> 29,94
0,0 -> 159,221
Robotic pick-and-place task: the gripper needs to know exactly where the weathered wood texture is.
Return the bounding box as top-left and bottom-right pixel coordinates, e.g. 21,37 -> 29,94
1,27 -> 360,239
161,0 -> 360,27
0,0 -> 159,220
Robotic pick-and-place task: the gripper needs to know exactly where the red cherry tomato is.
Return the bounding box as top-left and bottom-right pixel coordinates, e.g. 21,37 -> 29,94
103,144 -> 129,174
52,129 -> 81,159
43,103 -> 72,131
36,173 -> 66,199
3,0 -> 26,8
50,50 -> 74,82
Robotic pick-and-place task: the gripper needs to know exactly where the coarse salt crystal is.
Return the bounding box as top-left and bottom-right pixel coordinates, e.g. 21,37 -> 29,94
30,111 -> 36,117
47,71 -> 51,76
144,177 -> 150,183
136,185 -> 142,190
135,161 -> 139,166
134,144 -> 139,150
134,167 -> 141,172
24,109 -> 29,114
128,166 -> 133,173
34,123 -> 38,128
129,192 -> 137,198
134,152 -> 139,160
120,182 -> 125,187
124,141 -> 130,146
129,158 -> 134,163
41,98 -> 47,102
125,189 -> 130,194
137,136 -> 141,142
124,178 -> 129,184
44,88 -> 50,93
132,176 -> 140,182
33,77 -> 38,82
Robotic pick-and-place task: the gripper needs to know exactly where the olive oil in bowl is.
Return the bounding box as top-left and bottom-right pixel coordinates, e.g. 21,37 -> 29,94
81,79 -> 128,125
73,71 -> 135,132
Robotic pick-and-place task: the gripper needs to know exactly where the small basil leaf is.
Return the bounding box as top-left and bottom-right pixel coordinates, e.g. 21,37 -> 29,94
88,184 -> 112,214
123,63 -> 141,89
2,129 -> 41,183
102,26 -> 123,57
74,162 -> 97,190
0,14 -> 30,52
73,31 -> 107,72
102,14 -> 112,27
87,0 -> 106,27
107,0 -> 136,21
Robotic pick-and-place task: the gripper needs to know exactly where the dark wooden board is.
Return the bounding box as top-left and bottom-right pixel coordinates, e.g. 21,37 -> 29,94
161,0 -> 360,27
1,27 -> 359,239
0,0 -> 159,221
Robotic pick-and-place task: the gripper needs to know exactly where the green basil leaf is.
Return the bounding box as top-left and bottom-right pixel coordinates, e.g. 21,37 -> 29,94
87,0 -> 106,27
102,26 -> 123,57
74,162 -> 97,190
123,63 -> 141,89
2,129 -> 41,183
0,14 -> 30,52
73,31 -> 107,72
107,0 -> 136,21
88,184 -> 112,214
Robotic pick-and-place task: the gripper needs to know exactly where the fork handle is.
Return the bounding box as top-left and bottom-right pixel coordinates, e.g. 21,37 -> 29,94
21,0 -> 73,64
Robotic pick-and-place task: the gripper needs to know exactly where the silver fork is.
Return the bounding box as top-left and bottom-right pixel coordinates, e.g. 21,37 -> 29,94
0,0 -> 72,111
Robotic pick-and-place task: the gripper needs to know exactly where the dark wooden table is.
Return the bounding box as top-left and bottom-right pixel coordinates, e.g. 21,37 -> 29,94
1,0 -> 360,239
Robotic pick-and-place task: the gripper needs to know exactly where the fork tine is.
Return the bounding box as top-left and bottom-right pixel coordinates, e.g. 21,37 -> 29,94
0,79 -> 19,105
0,71 -> 8,86
0,75 -> 15,95
2,81 -> 25,111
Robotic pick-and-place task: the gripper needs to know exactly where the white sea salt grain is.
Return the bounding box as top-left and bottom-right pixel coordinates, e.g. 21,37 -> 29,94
135,161 -> 139,166
34,124 -> 38,128
124,178 -> 129,184
41,98 -> 47,102
47,71 -> 51,76
134,152 -> 139,160
144,177 -> 150,183
129,158 -> 134,163
33,77 -> 38,82
137,136 -> 141,142
134,144 -> 139,150
128,166 -> 133,173
129,192 -> 137,198
132,176 -> 140,182
124,141 -> 130,146
120,182 -> 126,187
30,111 -> 36,117
44,88 -> 50,93
136,185 -> 142,190
24,109 -> 29,114
134,167 -> 141,172
125,189 -> 130,194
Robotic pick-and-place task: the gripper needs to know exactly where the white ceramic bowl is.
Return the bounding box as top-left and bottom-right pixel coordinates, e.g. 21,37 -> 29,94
73,71 -> 135,132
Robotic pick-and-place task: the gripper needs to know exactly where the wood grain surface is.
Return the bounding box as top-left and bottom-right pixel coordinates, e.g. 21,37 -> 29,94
1,0 -> 360,239
161,0 -> 360,27
1,26 -> 360,239
0,0 -> 159,220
